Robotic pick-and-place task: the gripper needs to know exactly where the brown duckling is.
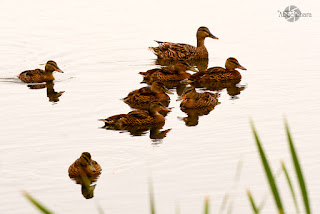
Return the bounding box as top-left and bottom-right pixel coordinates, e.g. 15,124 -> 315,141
100,101 -> 170,127
190,58 -> 246,83
68,152 -> 102,179
140,62 -> 198,82
178,87 -> 219,109
149,26 -> 218,60
19,61 -> 63,83
123,81 -> 173,109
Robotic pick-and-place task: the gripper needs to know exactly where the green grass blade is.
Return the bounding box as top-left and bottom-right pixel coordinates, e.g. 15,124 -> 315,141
22,191 -> 53,214
204,196 -> 210,214
285,120 -> 311,214
250,120 -> 284,214
247,190 -> 259,214
281,161 -> 300,213
149,178 -> 156,214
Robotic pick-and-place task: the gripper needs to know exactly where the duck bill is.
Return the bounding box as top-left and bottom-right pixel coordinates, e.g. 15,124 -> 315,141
55,67 -> 64,73
164,88 -> 173,94
177,95 -> 186,101
89,162 -> 96,172
188,66 -> 199,72
209,33 -> 219,40
237,65 -> 247,70
161,106 -> 170,112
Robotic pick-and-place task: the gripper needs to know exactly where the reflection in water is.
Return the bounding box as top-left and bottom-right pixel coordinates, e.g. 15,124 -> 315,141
191,80 -> 247,98
179,106 -> 216,126
102,122 -> 171,140
68,152 -> 102,199
155,58 -> 209,72
27,81 -> 64,103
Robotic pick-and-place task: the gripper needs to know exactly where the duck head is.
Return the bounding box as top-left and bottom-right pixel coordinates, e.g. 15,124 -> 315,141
79,152 -> 96,172
151,81 -> 173,94
197,26 -> 218,40
45,60 -> 63,73
177,87 -> 197,101
225,58 -> 246,71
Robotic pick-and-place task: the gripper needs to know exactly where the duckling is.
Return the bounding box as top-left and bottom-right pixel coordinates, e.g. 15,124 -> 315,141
100,101 -> 170,127
123,82 -> 173,110
19,61 -> 63,83
190,58 -> 246,83
149,26 -> 218,60
178,87 -> 219,108
140,62 -> 198,82
68,152 -> 101,178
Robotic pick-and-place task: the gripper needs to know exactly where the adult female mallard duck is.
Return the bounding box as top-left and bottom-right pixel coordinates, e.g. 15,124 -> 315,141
123,81 -> 173,110
19,61 -> 63,83
178,87 -> 219,109
140,62 -> 198,82
100,101 -> 170,128
190,57 -> 246,83
68,152 -> 102,178
149,26 -> 218,60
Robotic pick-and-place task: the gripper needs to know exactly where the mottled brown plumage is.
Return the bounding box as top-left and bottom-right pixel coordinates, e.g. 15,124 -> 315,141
178,87 -> 219,109
123,82 -> 172,110
190,58 -> 246,83
140,62 -> 197,82
149,27 -> 218,60
68,152 -> 102,179
19,61 -> 63,83
100,101 -> 170,127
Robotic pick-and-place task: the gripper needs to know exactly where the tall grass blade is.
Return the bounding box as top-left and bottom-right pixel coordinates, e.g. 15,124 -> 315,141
281,161 -> 299,213
218,194 -> 229,213
22,191 -> 53,214
204,196 -> 210,214
247,190 -> 259,214
250,120 -> 284,214
285,120 -> 311,214
149,178 -> 156,214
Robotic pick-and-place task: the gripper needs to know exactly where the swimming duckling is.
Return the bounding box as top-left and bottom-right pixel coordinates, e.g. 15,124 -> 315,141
140,62 -> 197,83
190,57 -> 246,82
68,152 -> 101,178
100,101 -> 170,127
178,87 -> 219,108
19,61 -> 63,83
149,26 -> 218,60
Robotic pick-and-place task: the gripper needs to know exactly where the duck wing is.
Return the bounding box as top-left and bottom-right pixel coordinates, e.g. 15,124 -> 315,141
149,41 -> 197,60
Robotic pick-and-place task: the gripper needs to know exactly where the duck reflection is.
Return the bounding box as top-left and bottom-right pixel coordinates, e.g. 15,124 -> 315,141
155,58 -> 209,72
68,152 -> 102,199
177,87 -> 220,126
123,81 -> 172,111
100,101 -> 171,139
27,81 -> 64,103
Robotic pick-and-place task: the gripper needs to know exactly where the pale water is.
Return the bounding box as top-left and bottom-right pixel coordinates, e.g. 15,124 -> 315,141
0,0 -> 320,213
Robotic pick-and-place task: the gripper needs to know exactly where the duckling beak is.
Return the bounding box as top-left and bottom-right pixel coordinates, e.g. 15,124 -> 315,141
188,66 -> 199,72
164,88 -> 173,94
161,106 -> 170,112
89,162 -> 96,172
209,33 -> 219,40
177,95 -> 186,101
237,65 -> 247,70
55,67 -> 64,73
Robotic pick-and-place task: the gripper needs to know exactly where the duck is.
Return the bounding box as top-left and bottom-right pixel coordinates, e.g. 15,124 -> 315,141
149,26 -> 218,60
68,152 -> 102,179
140,62 -> 198,82
19,61 -> 63,83
177,87 -> 219,108
123,82 -> 173,110
100,101 -> 170,127
190,58 -> 246,83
